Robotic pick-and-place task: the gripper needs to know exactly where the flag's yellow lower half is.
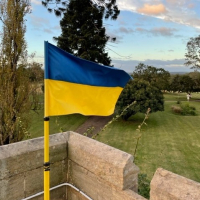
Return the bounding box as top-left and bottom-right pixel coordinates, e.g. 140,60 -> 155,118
45,79 -> 122,116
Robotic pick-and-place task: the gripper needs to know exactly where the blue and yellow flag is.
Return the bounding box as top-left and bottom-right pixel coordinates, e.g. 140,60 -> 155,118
44,41 -> 131,116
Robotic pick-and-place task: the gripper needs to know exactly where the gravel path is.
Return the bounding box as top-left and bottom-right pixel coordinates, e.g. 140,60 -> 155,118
75,115 -> 113,137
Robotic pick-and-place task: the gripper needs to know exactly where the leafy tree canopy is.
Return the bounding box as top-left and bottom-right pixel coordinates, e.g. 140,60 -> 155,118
0,0 -> 32,145
188,71 -> 200,91
170,74 -> 195,93
27,62 -> 44,82
42,0 -> 120,20
133,63 -> 170,90
117,63 -> 166,120
54,0 -> 112,65
185,35 -> 200,69
117,79 -> 164,120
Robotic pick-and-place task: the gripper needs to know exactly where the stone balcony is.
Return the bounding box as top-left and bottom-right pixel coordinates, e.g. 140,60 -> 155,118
0,132 -> 200,200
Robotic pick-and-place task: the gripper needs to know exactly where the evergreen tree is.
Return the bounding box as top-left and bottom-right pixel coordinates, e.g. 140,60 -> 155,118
42,0 -> 120,20
54,0 -> 111,65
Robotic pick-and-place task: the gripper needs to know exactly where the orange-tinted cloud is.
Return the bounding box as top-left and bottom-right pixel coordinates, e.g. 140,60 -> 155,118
137,4 -> 167,15
187,3 -> 195,9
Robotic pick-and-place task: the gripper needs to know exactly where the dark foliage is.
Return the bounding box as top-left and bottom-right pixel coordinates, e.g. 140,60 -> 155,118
133,63 -> 170,90
185,35 -> 200,69
138,173 -> 150,199
54,0 -> 112,65
170,74 -> 194,92
117,79 -> 164,120
42,0 -> 120,20
171,104 -> 196,116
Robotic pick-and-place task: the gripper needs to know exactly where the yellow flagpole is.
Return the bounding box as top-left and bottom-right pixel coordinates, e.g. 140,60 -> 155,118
44,117 -> 50,200
44,41 -> 50,200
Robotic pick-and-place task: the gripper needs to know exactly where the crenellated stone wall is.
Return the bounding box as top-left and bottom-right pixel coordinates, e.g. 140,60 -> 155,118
0,132 -> 143,200
0,132 -> 200,200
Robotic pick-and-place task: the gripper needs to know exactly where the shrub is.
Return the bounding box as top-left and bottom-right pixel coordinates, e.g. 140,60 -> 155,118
138,173 -> 150,199
171,104 -> 197,116
171,106 -> 182,114
180,104 -> 196,116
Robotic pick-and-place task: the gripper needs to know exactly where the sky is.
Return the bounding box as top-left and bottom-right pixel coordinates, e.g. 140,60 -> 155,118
26,0 -> 200,73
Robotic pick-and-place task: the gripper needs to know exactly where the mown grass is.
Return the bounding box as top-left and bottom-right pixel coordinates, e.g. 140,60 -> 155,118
164,92 -> 200,101
28,107 -> 87,139
96,94 -> 200,182
29,92 -> 200,183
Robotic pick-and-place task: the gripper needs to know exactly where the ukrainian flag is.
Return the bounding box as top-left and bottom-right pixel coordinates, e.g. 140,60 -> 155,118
45,41 -> 131,116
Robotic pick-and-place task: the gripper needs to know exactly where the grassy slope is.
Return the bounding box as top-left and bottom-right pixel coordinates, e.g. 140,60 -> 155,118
28,108 -> 88,139
28,92 -> 200,182
97,93 -> 200,182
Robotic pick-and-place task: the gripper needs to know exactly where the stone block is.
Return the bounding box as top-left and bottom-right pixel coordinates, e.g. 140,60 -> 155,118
68,132 -> 139,190
24,160 -> 67,198
31,186 -> 66,200
50,160 -> 68,187
0,132 -> 69,179
150,168 -> 200,200
24,167 -> 43,198
0,173 -> 24,200
67,187 -> 88,200
67,160 -> 145,200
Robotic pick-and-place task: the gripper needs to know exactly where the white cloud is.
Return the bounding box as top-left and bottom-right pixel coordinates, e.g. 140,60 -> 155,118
31,0 -> 41,5
117,0 -> 200,29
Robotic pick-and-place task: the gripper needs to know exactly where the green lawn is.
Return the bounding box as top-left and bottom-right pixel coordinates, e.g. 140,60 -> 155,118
28,93 -> 200,183
96,95 -> 200,182
28,108 -> 87,139
164,92 -> 200,101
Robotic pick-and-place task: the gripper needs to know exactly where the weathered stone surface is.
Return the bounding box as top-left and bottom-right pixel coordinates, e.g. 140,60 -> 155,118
24,167 -> 43,197
0,132 -> 69,200
0,173 -> 24,200
50,160 -> 68,187
0,132 -> 69,179
68,132 -> 138,190
150,168 -> 200,200
67,187 -> 88,200
68,160 -> 145,200
31,186 -> 66,200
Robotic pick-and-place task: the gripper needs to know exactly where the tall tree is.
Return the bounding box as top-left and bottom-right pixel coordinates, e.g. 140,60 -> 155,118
54,0 -> 112,65
42,0 -> 120,20
117,79 -> 164,120
0,0 -> 32,145
170,74 -> 194,93
188,71 -> 200,92
133,63 -> 170,90
117,63 -> 166,120
185,35 -> 200,69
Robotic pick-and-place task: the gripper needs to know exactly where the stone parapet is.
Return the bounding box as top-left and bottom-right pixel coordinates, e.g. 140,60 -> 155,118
0,132 -> 141,200
2,132 -> 200,200
150,168 -> 200,200
67,132 -> 139,191
0,132 -> 68,200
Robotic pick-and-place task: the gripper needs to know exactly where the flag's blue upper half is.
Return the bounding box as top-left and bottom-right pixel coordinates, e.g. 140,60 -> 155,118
45,42 -> 131,87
